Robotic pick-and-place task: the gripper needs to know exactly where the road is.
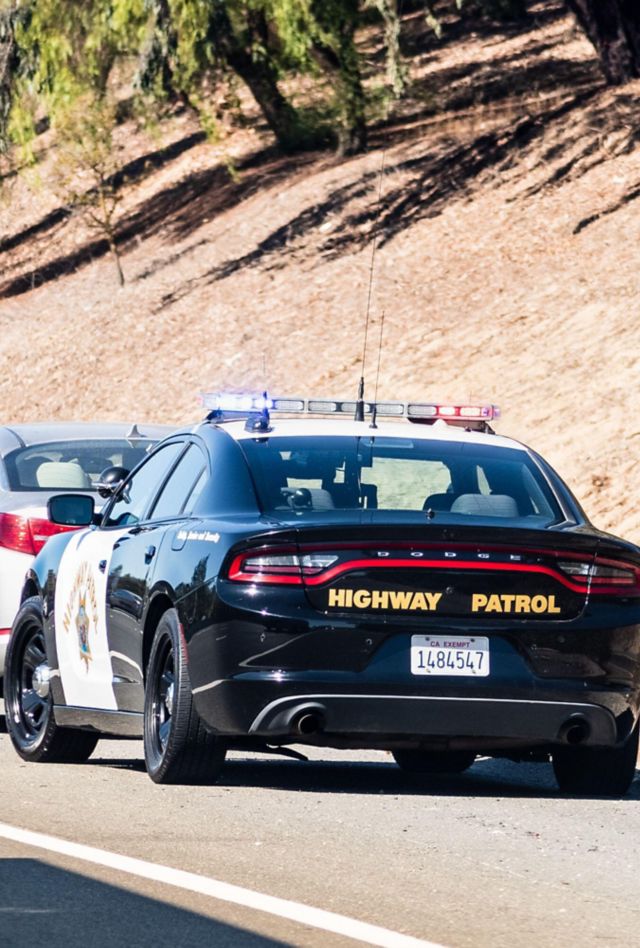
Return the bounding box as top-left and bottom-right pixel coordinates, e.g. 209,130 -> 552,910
1,701 -> 639,948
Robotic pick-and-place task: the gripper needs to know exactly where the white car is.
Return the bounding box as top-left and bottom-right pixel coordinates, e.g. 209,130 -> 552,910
0,421 -> 174,690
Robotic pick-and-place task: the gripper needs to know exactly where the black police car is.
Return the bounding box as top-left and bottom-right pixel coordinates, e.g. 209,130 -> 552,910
4,394 -> 640,794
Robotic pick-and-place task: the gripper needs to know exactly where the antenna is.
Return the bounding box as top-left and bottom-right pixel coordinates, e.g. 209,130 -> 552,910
370,310 -> 386,429
356,150 -> 386,422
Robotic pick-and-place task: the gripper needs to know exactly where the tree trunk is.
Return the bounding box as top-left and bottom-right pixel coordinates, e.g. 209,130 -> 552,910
109,236 -> 125,287
227,48 -> 308,152
208,6 -> 316,154
311,0 -> 367,156
566,0 -> 640,84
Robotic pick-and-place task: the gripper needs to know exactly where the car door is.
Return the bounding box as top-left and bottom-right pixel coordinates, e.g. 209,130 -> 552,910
106,441 -> 209,711
53,440 -> 185,712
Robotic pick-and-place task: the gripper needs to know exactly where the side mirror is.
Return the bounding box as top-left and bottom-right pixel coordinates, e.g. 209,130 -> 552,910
93,465 -> 130,499
48,493 -> 95,527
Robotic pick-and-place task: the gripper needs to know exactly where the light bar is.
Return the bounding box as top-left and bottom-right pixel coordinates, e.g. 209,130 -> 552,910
406,403 -> 500,422
199,392 -> 499,427
199,392 -> 275,413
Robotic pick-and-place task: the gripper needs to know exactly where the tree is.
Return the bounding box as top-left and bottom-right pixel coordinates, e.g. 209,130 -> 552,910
2,0 -> 378,161
52,96 -> 127,285
565,0 -> 640,84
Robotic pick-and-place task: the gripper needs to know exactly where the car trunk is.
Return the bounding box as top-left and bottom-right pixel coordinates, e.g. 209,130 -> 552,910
290,524 -> 598,622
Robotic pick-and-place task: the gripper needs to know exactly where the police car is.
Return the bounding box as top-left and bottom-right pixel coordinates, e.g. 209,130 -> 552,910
4,394 -> 640,795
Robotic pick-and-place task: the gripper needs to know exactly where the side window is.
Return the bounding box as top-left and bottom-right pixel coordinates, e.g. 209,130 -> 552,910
103,442 -> 184,527
149,444 -> 208,521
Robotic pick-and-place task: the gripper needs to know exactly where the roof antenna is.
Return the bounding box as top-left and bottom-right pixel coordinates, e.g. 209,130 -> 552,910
370,310 -> 386,429
356,150 -> 386,422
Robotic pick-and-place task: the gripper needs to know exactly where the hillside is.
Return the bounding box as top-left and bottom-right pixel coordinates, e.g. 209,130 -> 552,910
1,2 -> 640,539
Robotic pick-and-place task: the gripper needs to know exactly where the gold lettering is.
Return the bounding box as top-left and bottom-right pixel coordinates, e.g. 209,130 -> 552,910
472,594 -> 488,612
485,594 -> 503,613
328,588 -> 345,607
371,590 -> 388,609
547,595 -> 561,614
353,589 -> 371,608
411,592 -> 428,610
425,592 -> 443,611
531,595 -> 546,613
515,595 -> 530,613
389,591 -> 414,609
501,594 -> 516,612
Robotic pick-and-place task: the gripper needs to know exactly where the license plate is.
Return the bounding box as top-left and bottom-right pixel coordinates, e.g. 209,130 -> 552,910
411,635 -> 490,677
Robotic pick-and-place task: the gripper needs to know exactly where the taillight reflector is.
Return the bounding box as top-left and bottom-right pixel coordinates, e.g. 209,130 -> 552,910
0,512 -> 77,555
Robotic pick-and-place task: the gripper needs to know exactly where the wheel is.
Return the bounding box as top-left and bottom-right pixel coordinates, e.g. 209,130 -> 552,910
4,597 -> 99,763
392,749 -> 476,774
144,608 -> 226,784
552,724 -> 639,796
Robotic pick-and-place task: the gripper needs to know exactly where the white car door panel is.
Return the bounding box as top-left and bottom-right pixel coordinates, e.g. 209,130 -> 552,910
53,527 -> 129,710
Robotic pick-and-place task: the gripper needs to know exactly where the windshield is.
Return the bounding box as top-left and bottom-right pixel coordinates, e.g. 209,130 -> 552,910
4,439 -> 155,491
238,435 -> 563,525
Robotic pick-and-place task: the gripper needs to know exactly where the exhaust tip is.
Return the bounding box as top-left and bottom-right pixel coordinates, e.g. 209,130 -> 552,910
291,708 -> 325,736
558,715 -> 591,746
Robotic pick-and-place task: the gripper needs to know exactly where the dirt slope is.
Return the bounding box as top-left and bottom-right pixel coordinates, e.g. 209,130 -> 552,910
1,3 -> 640,539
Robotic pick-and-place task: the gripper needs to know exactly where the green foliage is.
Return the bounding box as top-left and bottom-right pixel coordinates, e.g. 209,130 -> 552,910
52,92 -> 127,284
3,0 -> 385,161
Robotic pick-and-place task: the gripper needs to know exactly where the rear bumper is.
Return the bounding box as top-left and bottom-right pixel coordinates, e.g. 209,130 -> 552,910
247,692 -> 618,748
194,677 -> 630,750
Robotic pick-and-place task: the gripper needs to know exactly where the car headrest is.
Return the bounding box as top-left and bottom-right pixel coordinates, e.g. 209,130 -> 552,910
36,461 -> 92,489
450,494 -> 519,517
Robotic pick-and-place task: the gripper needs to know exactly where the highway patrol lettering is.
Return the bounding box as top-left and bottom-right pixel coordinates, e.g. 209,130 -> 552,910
328,589 -> 443,611
471,593 -> 561,614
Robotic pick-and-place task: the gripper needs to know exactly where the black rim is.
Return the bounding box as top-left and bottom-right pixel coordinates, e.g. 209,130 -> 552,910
10,618 -> 50,744
151,633 -> 175,756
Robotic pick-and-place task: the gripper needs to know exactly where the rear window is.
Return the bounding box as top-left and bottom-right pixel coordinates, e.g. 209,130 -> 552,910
238,435 -> 563,525
4,440 -> 155,491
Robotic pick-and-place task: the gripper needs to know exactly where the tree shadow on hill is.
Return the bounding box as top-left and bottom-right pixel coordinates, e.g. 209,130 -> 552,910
0,146 -> 319,298
189,88 -> 626,293
0,130 -> 208,259
398,0 -> 569,59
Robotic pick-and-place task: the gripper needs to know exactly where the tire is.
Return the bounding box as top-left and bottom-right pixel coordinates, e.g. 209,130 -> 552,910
4,597 -> 99,763
392,749 -> 476,774
552,724 -> 639,797
143,608 -> 226,785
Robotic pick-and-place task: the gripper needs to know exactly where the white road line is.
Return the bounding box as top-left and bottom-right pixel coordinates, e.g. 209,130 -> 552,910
0,821 -> 445,948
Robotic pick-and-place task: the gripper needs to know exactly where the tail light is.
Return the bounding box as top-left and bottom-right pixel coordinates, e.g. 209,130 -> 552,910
227,548 -> 338,585
0,512 -> 77,555
556,555 -> 640,595
227,542 -> 640,597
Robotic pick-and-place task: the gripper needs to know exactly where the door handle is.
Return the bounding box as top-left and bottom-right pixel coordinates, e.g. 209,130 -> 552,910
145,545 -> 156,564
98,559 -> 107,573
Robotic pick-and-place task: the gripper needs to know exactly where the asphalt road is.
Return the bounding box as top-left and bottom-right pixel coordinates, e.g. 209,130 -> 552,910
1,702 -> 640,948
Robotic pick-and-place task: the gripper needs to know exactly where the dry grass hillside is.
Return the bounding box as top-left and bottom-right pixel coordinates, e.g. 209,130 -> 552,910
1,2 -> 640,539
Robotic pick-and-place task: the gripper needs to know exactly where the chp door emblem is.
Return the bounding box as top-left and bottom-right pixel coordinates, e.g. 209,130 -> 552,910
62,561 -> 100,671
